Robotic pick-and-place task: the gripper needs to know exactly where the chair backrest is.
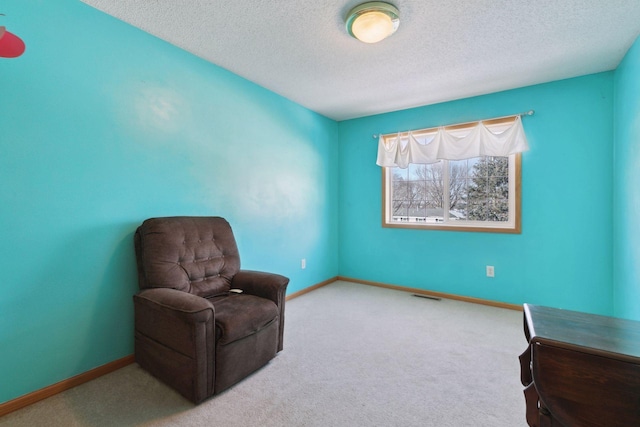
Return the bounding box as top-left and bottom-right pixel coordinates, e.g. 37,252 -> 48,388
135,216 -> 240,298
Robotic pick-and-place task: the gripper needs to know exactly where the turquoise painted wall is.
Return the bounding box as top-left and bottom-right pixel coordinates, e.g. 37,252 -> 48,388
0,0 -> 338,403
338,73 -> 614,315
613,35 -> 640,321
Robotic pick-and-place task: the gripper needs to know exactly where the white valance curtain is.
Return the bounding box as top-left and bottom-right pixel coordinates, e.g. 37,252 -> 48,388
376,115 -> 530,169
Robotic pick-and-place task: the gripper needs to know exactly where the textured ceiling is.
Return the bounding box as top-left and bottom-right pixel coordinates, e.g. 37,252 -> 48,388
81,0 -> 640,121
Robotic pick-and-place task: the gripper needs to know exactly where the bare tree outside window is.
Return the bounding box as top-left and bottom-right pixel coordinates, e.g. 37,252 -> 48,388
392,162 -> 470,218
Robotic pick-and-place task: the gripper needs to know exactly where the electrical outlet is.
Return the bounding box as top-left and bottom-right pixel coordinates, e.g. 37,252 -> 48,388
301,258 -> 306,269
486,265 -> 495,278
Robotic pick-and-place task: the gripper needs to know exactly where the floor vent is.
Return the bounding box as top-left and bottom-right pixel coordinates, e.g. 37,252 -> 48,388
412,293 -> 442,301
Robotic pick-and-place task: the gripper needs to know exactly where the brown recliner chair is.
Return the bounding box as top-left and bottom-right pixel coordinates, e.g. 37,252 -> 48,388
133,216 -> 289,403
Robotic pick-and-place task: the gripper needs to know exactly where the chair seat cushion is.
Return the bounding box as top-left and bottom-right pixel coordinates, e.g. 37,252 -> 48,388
210,294 -> 279,345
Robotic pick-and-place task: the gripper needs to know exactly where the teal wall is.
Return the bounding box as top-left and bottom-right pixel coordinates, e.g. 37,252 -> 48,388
338,73 -> 615,315
0,0 -> 338,403
613,35 -> 640,321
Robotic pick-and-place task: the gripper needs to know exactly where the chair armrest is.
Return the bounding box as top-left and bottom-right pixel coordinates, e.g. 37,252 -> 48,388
134,288 -> 215,357
232,270 -> 289,352
232,270 -> 289,306
135,288 -> 214,322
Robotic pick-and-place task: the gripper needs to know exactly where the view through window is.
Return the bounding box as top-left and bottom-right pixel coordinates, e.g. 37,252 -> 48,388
382,123 -> 521,233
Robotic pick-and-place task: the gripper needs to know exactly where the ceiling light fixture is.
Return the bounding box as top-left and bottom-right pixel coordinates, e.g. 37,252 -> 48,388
346,2 -> 399,44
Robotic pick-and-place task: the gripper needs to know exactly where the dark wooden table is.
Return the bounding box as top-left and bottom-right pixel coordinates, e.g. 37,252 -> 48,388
520,303 -> 640,427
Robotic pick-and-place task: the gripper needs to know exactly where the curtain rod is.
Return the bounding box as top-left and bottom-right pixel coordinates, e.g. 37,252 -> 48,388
372,109 -> 535,139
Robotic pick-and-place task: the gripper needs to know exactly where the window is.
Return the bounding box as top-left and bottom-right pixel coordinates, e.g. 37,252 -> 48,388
381,120 -> 522,233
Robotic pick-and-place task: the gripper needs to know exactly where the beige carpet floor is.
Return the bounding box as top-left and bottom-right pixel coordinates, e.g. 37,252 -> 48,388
0,281 -> 527,426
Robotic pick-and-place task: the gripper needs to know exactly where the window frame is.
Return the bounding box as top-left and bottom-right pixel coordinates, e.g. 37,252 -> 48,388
381,122 -> 522,234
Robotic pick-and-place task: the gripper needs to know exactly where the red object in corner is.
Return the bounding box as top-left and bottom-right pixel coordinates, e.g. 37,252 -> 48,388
0,30 -> 26,58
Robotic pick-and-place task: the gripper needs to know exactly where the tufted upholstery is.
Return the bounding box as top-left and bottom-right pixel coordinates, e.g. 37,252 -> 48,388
132,216 -> 289,403
135,217 -> 240,298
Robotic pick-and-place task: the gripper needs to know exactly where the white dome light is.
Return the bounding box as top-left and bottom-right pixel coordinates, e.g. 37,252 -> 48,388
346,2 -> 399,44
